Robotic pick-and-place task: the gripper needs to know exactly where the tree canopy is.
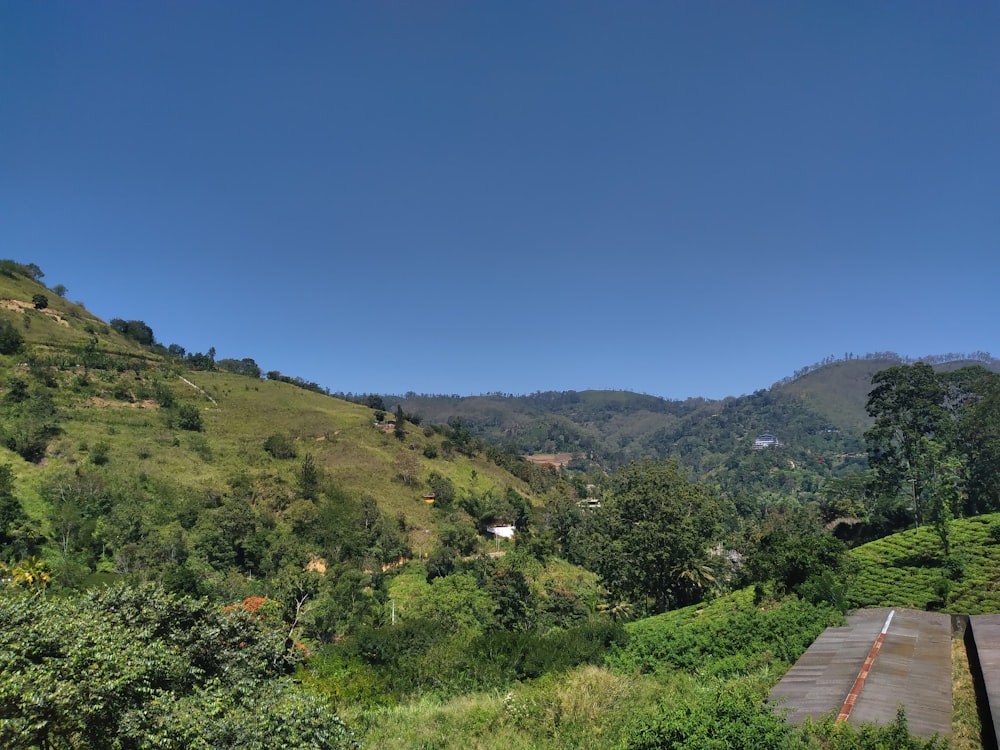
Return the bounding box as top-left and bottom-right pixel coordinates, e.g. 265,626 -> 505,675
865,363 -> 1000,547
585,459 -> 723,614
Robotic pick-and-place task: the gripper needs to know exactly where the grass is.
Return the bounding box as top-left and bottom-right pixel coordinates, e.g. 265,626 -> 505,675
344,665 -> 656,750
951,628 -> 982,750
3,356 -> 542,557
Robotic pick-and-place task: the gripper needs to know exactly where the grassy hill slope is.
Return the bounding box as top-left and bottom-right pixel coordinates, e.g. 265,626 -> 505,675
0,263 -> 544,590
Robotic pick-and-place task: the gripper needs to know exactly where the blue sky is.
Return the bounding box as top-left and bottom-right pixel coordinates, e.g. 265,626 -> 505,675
2,2 -> 998,399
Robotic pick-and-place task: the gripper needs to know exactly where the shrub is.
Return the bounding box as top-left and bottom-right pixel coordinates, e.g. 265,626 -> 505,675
90,441 -> 110,466
0,583 -> 359,749
799,707 -> 948,749
989,521 -> 1000,544
264,433 -> 297,459
153,383 -> 175,408
0,320 -> 23,355
175,405 -> 202,432
607,590 -> 839,676
624,680 -> 796,750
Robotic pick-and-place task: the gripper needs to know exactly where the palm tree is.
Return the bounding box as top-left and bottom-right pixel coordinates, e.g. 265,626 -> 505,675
7,556 -> 52,588
598,599 -> 634,623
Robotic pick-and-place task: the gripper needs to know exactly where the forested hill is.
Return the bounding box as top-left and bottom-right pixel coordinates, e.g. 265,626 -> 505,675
391,354 -> 1000,506
393,354 -> 999,462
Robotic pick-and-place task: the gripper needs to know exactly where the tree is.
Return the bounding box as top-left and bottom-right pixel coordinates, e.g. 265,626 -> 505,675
363,394 -> 386,411
394,405 -> 406,441
743,505 -> 846,604
0,489 -> 24,550
585,459 -> 722,614
923,440 -> 963,557
51,283 -> 68,297
31,293 -> 48,310
217,357 -> 262,378
959,372 -> 1000,514
486,567 -> 534,631
865,363 -> 951,528
3,387 -> 61,462
427,472 -> 456,508
110,318 -> 154,345
395,452 -> 421,486
187,348 -> 217,370
299,453 -> 319,501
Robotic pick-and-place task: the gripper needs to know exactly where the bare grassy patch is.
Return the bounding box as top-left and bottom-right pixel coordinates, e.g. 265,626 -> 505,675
952,632 -> 983,750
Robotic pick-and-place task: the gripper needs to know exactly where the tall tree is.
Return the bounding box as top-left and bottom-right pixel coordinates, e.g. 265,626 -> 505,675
393,405 -> 406,442
865,362 -> 951,527
0,464 -> 22,549
959,371 -> 1000,514
585,459 -> 722,614
299,454 -> 319,501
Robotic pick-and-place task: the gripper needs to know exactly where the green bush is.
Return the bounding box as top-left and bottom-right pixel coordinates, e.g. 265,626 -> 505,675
607,590 -> 839,676
175,404 -> 202,432
90,441 -> 110,466
625,679 -> 795,750
0,583 -> 359,749
264,433 -> 297,459
990,521 -> 1000,544
0,319 -> 23,355
799,707 -> 948,749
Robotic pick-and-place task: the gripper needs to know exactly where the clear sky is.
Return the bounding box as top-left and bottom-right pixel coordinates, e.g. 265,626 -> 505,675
2,2 -> 998,400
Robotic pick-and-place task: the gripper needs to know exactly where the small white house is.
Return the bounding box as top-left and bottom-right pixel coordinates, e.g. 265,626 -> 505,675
486,524 -> 516,539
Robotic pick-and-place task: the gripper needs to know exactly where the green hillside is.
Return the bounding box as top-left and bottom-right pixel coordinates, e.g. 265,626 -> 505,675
0,261 -> 552,596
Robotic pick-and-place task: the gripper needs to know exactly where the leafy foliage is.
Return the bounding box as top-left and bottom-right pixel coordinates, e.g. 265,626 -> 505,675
110,317 -> 155,346
0,583 -> 357,749
606,589 -> 840,677
741,505 -> 848,608
174,404 -> 203,431
864,363 -> 1000,546
624,679 -> 797,750
217,356 -> 262,378
584,459 -> 723,614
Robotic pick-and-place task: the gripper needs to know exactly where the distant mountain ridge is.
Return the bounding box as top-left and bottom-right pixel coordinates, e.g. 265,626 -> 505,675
391,354 -> 1000,505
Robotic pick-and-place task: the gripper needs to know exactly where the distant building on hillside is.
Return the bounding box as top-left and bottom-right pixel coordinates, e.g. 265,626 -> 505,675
753,434 -> 783,450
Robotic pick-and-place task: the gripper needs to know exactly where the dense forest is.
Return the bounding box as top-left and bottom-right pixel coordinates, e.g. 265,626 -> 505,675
1,260 -> 998,748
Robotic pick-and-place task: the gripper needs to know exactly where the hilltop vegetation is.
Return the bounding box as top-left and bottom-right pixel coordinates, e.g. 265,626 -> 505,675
393,352 -> 1000,529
